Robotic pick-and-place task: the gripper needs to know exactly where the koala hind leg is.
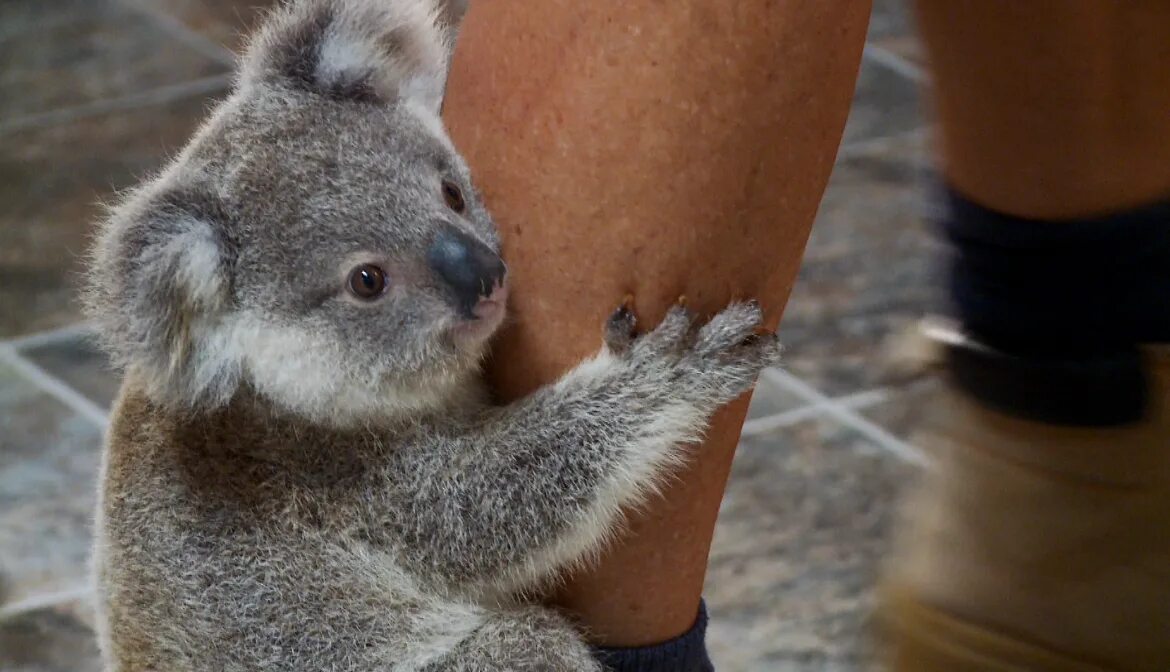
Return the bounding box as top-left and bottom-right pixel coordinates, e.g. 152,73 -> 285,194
426,606 -> 601,672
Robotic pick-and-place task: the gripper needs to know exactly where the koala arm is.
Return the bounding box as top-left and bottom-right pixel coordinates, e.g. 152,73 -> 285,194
380,301 -> 781,593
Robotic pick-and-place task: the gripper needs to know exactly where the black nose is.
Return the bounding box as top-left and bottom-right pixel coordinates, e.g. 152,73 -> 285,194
427,227 -> 507,317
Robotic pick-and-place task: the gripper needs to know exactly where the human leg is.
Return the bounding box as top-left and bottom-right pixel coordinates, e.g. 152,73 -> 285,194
442,0 -> 871,646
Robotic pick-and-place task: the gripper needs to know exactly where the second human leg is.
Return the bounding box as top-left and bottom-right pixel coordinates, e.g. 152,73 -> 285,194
917,0 -> 1170,219
882,2 -> 1170,670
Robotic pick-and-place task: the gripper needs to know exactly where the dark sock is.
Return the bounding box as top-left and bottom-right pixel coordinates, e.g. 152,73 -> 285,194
592,602 -> 713,672
943,188 -> 1170,357
940,187 -> 1170,425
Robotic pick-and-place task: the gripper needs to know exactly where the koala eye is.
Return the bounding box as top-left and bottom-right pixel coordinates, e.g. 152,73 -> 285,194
347,264 -> 388,300
441,179 -> 466,214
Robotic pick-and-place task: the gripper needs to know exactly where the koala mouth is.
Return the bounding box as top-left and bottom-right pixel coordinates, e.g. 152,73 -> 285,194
470,283 -> 507,320
451,283 -> 508,346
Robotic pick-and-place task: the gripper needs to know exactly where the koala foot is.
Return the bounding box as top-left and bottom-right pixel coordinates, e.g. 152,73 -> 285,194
603,295 -> 638,354
606,297 -> 782,409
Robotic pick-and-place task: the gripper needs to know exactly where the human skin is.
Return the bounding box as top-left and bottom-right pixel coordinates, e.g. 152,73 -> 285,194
443,0 -> 871,645
913,0 -> 1170,219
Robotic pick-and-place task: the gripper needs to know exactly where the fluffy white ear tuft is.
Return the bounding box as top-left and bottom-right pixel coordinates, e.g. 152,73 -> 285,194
86,184 -> 241,408
242,0 -> 460,113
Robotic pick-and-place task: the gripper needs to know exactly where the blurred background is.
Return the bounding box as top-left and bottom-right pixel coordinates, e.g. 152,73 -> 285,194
0,1 -> 941,669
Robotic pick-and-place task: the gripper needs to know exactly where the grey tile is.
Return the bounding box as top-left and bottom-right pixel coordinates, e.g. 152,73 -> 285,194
868,0 -> 912,41
840,55 -> 923,147
0,93 -> 226,338
868,0 -> 926,67
143,0 -> 282,53
0,0 -> 228,122
20,332 -> 121,410
706,418 -> 916,671
746,372 -> 807,421
779,134 -> 946,397
0,363 -> 103,605
0,598 -> 102,672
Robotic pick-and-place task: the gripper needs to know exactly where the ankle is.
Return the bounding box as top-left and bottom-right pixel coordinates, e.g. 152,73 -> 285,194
923,322 -> 1170,486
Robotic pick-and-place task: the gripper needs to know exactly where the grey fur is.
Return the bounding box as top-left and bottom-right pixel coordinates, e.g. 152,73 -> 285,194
84,1 -> 782,670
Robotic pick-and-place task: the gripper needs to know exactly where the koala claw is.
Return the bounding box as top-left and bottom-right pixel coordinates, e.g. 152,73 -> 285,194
604,302 -> 637,354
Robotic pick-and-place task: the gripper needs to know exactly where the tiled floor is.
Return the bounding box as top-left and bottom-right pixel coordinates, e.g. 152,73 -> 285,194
0,1 -> 939,670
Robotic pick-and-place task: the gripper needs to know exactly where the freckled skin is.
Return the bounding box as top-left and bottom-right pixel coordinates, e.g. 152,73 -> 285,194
84,1 -> 782,670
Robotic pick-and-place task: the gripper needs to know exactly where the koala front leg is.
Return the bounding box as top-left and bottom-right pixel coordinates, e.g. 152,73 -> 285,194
386,301 -> 781,592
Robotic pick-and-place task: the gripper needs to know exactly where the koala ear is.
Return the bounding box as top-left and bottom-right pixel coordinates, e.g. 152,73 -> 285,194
86,185 -> 240,408
242,0 -> 460,114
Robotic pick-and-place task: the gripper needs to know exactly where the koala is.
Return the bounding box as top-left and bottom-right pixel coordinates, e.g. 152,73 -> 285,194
84,1 -> 782,670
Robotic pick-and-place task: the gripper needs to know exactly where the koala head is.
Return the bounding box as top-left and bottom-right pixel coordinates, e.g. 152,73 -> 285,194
86,0 -> 505,426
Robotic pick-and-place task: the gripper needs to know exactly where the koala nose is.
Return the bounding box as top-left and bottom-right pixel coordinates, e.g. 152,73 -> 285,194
427,227 -> 507,317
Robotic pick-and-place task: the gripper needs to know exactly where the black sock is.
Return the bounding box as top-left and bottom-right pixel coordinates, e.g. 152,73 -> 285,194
943,188 -> 1170,358
939,187 -> 1170,425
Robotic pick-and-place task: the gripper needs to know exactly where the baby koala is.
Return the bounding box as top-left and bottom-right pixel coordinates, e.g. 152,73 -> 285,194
85,1 -> 781,670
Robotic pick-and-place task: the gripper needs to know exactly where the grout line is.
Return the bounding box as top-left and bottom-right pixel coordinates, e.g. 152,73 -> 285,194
2,322 -> 94,352
834,387 -> 892,411
116,0 -> 238,68
837,126 -> 928,161
758,368 -> 835,406
0,346 -> 110,428
0,75 -> 232,136
863,43 -> 927,84
741,403 -> 825,436
761,368 -> 928,465
741,386 -> 891,437
0,582 -> 93,621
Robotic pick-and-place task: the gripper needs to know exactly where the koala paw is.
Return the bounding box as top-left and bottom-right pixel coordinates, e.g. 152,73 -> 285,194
603,295 -> 637,354
604,297 -> 782,408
